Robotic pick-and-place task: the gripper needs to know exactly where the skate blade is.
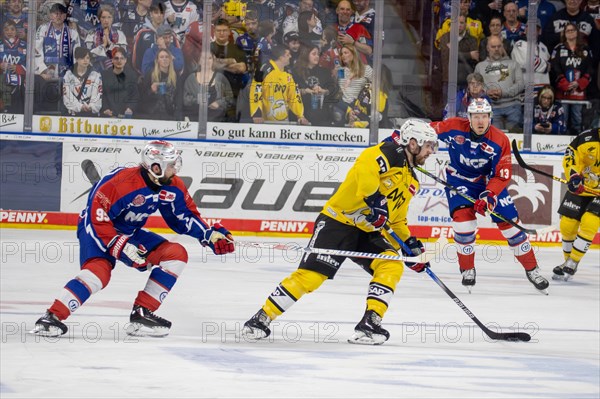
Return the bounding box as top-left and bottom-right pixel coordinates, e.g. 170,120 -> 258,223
126,323 -> 169,338
552,273 -> 565,281
347,332 -> 386,345
536,287 -> 549,296
27,325 -> 65,337
241,326 -> 268,341
465,285 -> 473,294
563,274 -> 574,282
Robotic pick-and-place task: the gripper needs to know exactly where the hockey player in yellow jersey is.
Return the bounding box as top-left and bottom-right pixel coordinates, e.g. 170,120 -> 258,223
242,119 -> 438,345
553,128 -> 600,281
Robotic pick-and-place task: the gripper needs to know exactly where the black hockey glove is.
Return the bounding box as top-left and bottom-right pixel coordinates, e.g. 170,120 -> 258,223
364,192 -> 388,230
402,236 -> 430,273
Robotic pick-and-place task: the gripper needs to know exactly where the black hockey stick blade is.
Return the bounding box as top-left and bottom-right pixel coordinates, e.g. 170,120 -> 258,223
425,268 -> 531,342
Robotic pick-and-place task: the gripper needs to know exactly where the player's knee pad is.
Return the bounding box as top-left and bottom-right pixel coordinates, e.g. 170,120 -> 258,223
452,208 -> 477,256
578,212 -> 599,242
81,258 -> 113,293
147,242 -> 188,277
560,216 -> 580,242
371,258 -> 403,289
285,269 -> 327,295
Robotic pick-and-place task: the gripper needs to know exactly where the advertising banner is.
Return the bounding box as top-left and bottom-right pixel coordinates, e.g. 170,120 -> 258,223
206,122 -> 370,146
2,136 -> 594,244
30,115 -> 199,139
0,113 -> 24,133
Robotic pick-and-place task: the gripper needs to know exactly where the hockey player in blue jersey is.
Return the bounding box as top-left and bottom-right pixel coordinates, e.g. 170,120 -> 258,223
31,140 -> 235,337
430,98 -> 550,294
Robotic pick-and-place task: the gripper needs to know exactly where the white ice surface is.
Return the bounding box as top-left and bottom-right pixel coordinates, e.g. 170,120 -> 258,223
1,229 -> 599,398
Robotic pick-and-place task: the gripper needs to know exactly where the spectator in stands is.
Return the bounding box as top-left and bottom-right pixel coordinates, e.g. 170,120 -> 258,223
292,44 -> 337,126
68,0 -> 102,39
318,25 -> 341,72
101,47 -> 139,118
141,25 -> 183,76
120,0 -> 152,49
62,46 -> 102,116
475,35 -> 524,131
332,43 -> 373,126
443,72 -> 491,120
132,3 -> 170,76
250,45 -> 309,125
501,1 -> 527,47
533,85 -> 567,134
35,3 -> 80,79
334,0 -> 372,64
297,10 -> 322,49
255,19 -> 276,77
511,20 -> 551,92
550,22 -> 594,135
139,48 -> 182,120
283,31 -> 301,69
85,5 -> 127,71
282,0 -> 322,37
0,19 -> 26,113
479,16 -> 511,62
164,0 -> 199,41
435,0 -> 484,49
353,0 -> 375,38
183,51 -> 234,122
211,18 -> 247,98
512,0 -> 556,30
347,64 -> 392,128
236,10 -> 260,80
583,0 -> 600,30
34,3 -> 80,113
2,0 -> 27,40
439,14 -> 479,99
542,0 -> 599,59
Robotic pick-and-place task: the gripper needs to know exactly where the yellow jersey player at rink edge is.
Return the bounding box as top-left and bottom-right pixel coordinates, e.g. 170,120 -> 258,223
241,119 -> 438,345
553,128 -> 600,281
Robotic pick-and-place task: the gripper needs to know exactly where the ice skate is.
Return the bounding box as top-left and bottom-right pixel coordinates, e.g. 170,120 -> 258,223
348,310 -> 390,345
461,268 -> 476,293
127,305 -> 171,337
526,266 -> 549,295
242,309 -> 272,340
552,259 -> 578,282
562,258 -> 579,281
29,311 -> 68,337
552,263 -> 565,281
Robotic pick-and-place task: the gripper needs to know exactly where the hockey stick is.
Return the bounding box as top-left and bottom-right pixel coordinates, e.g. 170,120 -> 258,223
385,228 -> 531,342
511,140 -> 600,196
234,237 -> 448,264
414,165 -> 557,236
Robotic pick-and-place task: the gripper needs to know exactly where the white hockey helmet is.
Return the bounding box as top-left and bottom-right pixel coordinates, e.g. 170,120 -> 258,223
392,118 -> 438,151
467,98 -> 493,118
141,140 -> 182,179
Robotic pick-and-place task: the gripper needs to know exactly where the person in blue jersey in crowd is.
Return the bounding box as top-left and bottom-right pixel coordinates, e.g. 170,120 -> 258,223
430,98 -> 550,294
30,141 -> 235,338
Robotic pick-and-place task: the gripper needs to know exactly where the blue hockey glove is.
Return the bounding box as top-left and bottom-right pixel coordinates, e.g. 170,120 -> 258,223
201,223 -> 235,255
109,235 -> 148,268
401,236 -> 430,273
567,172 -> 585,195
364,192 -> 388,230
473,190 -> 498,216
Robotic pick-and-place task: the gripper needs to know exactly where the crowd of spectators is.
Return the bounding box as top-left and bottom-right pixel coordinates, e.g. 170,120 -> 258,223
1,0 -> 599,135
0,0 -> 383,127
437,0 -> 600,135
